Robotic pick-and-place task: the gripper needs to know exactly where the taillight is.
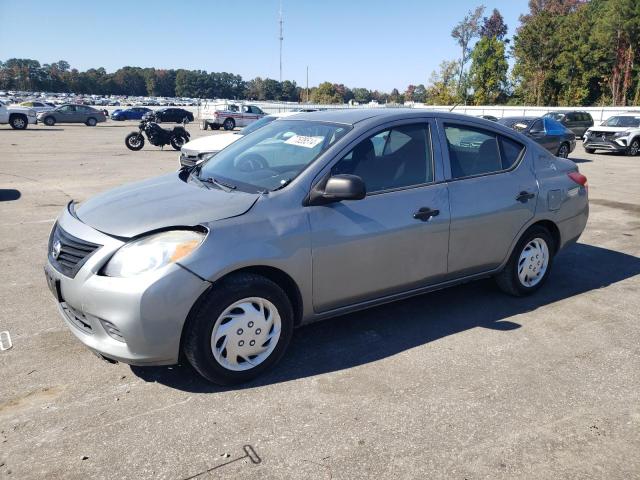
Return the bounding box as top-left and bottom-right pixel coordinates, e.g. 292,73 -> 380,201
568,171 -> 588,190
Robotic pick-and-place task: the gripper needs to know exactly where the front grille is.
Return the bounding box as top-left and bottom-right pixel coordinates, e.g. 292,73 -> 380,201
48,224 -> 101,278
589,131 -> 615,141
61,303 -> 94,334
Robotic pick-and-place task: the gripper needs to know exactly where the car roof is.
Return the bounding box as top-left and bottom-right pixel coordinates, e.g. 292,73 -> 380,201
500,116 -> 540,121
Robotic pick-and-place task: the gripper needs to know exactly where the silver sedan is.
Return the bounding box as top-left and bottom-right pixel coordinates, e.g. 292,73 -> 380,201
44,109 -> 589,384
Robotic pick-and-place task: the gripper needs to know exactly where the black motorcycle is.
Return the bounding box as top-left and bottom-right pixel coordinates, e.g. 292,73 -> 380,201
125,119 -> 190,151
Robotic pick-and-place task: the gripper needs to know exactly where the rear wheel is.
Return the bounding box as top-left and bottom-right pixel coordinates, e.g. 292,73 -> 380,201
495,226 -> 555,296
9,114 -> 28,130
86,117 -> 97,127
184,273 -> 294,385
211,123 -> 220,130
585,147 -> 595,154
43,116 -> 56,126
170,135 -> 186,150
628,139 -> 639,156
223,118 -> 235,131
557,142 -> 570,158
125,132 -> 145,151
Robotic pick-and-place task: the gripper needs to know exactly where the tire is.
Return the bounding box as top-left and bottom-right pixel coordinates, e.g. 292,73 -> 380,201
86,117 -> 97,127
170,135 -> 186,151
211,124 -> 220,130
43,116 -> 56,126
183,273 -> 294,385
585,147 -> 595,154
557,142 -> 570,158
495,225 -> 556,297
223,118 -> 235,131
627,138 -> 640,156
9,114 -> 28,130
125,132 -> 145,151
200,120 -> 208,130
181,117 -> 190,124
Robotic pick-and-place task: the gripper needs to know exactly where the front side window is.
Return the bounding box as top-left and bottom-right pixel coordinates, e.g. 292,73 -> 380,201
59,105 -> 75,113
331,124 -> 433,193
445,124 -> 524,178
197,120 -> 350,192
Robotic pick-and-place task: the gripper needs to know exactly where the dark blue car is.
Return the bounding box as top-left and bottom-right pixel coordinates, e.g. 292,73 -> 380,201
111,107 -> 152,121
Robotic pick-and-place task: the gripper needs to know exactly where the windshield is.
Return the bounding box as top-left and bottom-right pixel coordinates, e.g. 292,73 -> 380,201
603,116 -> 640,128
197,120 -> 350,193
238,115 -> 277,136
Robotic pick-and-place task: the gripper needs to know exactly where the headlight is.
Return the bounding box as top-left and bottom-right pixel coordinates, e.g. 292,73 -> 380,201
103,230 -> 205,277
613,131 -> 628,138
199,151 -> 218,161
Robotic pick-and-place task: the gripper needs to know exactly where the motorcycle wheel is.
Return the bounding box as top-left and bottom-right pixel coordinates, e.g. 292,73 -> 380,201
125,132 -> 145,151
170,136 -> 186,151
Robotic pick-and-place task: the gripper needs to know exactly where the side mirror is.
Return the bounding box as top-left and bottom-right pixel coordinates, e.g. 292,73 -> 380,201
306,174 -> 366,206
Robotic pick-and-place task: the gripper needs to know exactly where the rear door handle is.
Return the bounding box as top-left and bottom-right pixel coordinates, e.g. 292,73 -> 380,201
413,207 -> 440,221
516,191 -> 536,203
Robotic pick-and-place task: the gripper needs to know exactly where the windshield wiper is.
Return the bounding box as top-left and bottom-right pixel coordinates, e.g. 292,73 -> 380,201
203,176 -> 237,192
270,178 -> 292,192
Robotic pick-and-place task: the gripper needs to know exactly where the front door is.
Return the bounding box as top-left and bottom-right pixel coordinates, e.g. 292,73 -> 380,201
440,121 -> 538,276
308,121 -> 450,312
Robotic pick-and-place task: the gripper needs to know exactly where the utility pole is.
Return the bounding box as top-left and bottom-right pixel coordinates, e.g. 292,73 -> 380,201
306,66 -> 309,103
279,0 -> 283,83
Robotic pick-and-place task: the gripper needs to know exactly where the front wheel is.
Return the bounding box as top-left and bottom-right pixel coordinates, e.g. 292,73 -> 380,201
43,116 -> 56,127
183,273 -> 294,385
170,135 -> 187,151
125,132 -> 145,151
557,142 -> 570,158
495,226 -> 555,296
9,114 -> 28,130
627,139 -> 639,156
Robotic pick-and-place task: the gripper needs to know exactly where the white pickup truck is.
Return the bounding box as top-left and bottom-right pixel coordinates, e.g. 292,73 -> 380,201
0,99 -> 37,129
200,103 -> 266,131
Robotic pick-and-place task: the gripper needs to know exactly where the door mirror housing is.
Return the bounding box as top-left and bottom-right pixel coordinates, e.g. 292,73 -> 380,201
306,174 -> 366,206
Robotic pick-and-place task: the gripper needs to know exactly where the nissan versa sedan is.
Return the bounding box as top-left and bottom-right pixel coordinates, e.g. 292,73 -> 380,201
44,110 -> 589,385
38,104 -> 107,126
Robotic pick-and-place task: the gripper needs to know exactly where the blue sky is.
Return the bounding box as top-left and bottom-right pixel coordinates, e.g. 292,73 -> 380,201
0,0 -> 528,91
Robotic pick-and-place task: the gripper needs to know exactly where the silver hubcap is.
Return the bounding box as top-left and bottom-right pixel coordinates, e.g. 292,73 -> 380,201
631,142 -> 639,155
14,118 -> 25,128
518,238 -> 549,287
210,297 -> 281,371
559,145 -> 568,157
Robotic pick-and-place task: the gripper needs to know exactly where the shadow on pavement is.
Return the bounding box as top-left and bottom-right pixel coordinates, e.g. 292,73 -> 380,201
0,189 -> 21,201
131,242 -> 640,392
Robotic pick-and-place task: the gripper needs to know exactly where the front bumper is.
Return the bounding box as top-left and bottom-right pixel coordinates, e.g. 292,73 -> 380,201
44,204 -> 211,365
583,136 -> 629,152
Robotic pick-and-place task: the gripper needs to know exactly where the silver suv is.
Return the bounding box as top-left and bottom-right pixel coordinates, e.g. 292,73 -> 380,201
45,110 -> 589,385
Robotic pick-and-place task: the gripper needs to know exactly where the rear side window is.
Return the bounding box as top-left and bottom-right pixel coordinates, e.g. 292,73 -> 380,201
444,124 -> 524,178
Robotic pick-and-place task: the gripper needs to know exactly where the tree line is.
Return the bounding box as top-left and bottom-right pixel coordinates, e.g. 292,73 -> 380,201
1,0 -> 638,106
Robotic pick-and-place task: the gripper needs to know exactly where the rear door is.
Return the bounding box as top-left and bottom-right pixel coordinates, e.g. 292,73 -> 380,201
308,119 -> 450,312
440,120 -> 537,277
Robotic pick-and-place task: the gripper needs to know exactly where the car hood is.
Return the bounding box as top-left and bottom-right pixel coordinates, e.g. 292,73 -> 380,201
10,105 -> 36,115
588,126 -> 634,133
76,172 -> 259,238
181,133 -> 241,155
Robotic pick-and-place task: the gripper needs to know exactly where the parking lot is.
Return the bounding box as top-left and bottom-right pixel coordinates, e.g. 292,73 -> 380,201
1,121 -> 639,479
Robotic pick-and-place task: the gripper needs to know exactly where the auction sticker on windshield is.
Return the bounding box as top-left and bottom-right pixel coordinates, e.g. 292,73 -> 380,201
284,135 -> 324,148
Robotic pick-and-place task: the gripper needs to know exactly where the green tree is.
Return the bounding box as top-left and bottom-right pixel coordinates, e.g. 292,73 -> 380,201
451,5 -> 485,103
469,37 -> 508,104
426,60 -> 459,104
311,82 -> 342,104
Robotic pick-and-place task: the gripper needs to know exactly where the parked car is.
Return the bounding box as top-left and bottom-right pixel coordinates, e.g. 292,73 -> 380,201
44,109 -> 588,385
498,116 -> 576,158
38,104 -> 107,126
583,113 -> 640,156
477,114 -> 498,122
0,99 -> 37,129
111,107 -> 152,121
143,108 -> 194,124
18,100 -> 55,114
543,110 -> 593,137
200,103 -> 265,130
179,111 -> 300,168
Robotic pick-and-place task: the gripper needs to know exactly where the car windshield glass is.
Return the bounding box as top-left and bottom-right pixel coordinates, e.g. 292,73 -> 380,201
603,116 -> 640,127
498,118 -> 533,132
197,120 -> 350,193
239,115 -> 277,136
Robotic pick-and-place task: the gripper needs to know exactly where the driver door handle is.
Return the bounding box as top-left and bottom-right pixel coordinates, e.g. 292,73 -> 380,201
516,191 -> 535,203
413,207 -> 440,222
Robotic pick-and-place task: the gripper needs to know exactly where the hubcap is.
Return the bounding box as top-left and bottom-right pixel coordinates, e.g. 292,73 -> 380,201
14,118 -> 25,128
559,145 -> 568,157
518,238 -> 549,287
631,142 -> 639,155
210,297 -> 281,371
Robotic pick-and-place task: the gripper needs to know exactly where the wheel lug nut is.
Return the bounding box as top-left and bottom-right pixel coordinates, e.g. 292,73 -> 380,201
255,328 -> 261,334
248,321 -> 254,328
237,328 -> 243,335
249,340 -> 255,346
238,340 -> 244,346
